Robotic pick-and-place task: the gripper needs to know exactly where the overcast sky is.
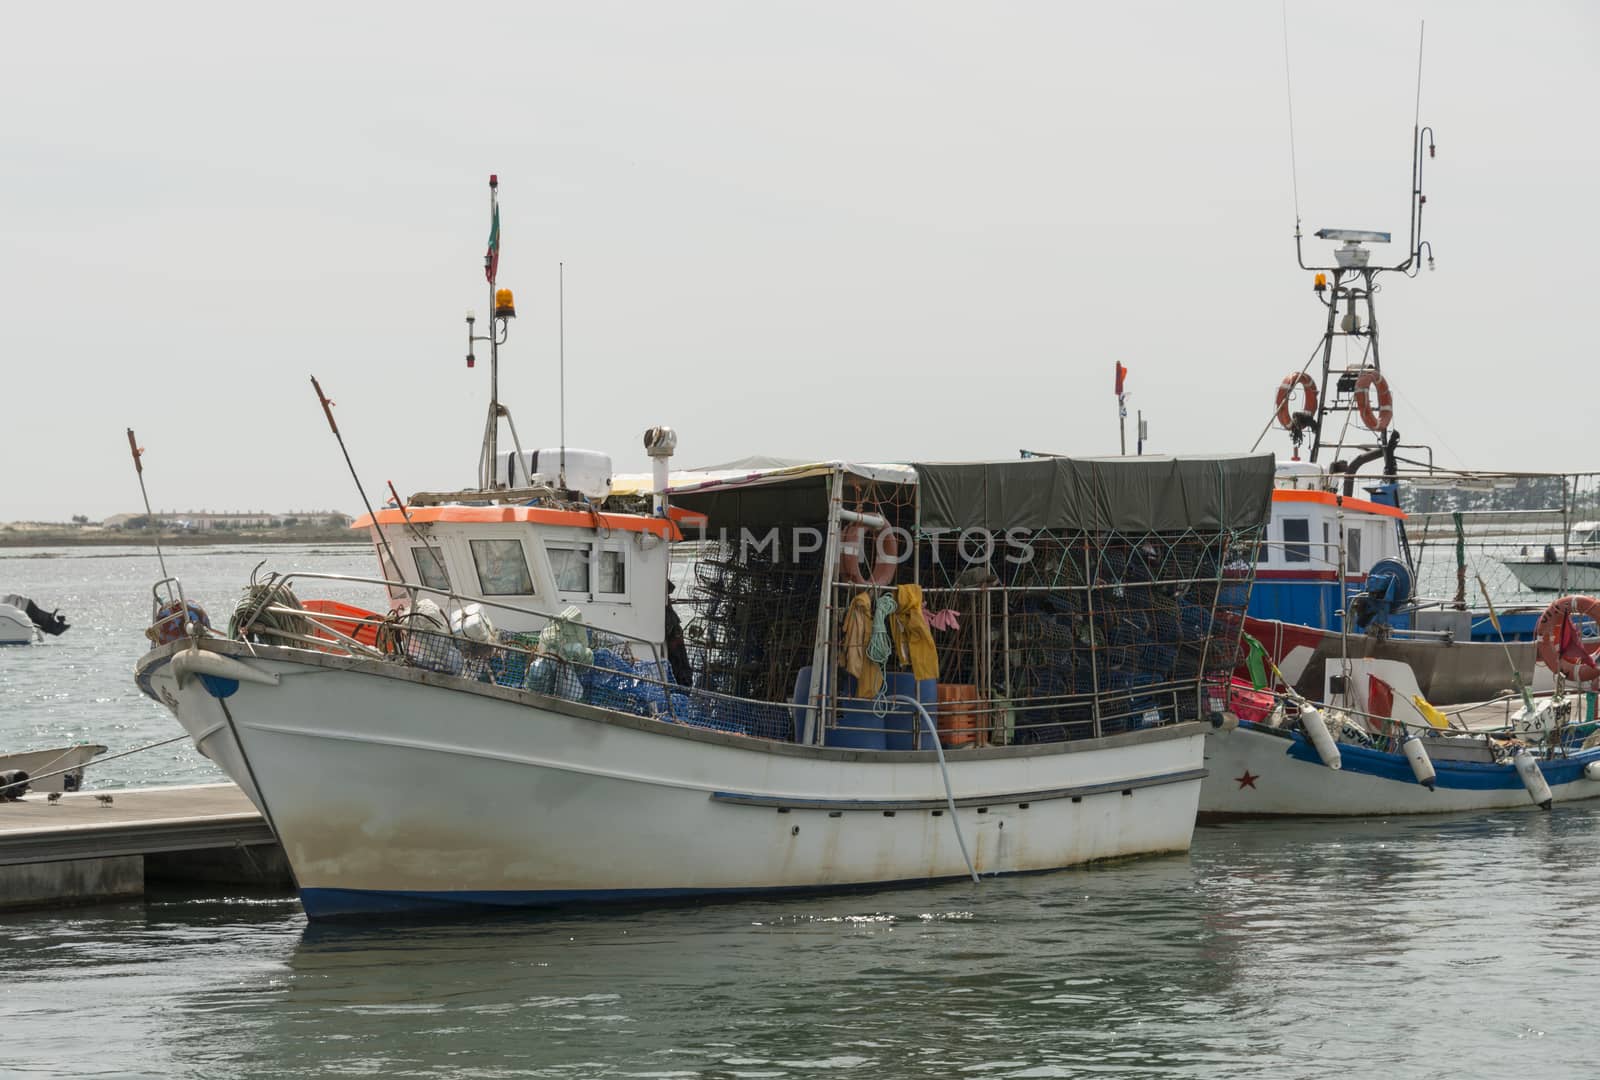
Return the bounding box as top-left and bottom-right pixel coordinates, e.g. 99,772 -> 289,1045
3,1 -> 1596,521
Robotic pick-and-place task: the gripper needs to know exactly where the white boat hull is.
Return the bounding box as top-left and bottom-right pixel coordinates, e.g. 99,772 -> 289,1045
138,641 -> 1207,918
1502,559 -> 1600,594
1200,721 -> 1600,817
0,603 -> 36,645
0,744 -> 108,793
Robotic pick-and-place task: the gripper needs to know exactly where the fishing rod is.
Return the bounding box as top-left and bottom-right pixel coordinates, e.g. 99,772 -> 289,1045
1476,573 -> 1536,717
125,428 -> 169,579
309,376 -> 406,587
386,480 -> 436,562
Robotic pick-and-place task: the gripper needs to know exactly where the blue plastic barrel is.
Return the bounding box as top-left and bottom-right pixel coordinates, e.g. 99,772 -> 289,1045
794,667 -> 882,747
881,673 -> 941,750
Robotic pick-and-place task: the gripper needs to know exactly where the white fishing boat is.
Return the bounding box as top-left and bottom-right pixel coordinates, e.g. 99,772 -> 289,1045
1194,119 -> 1600,818
132,178 -> 1278,918
0,594 -> 70,645
1237,124 -> 1584,710
1501,523 -> 1600,593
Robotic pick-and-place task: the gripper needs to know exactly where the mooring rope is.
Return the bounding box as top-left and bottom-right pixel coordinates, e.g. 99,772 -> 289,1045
0,733 -> 190,795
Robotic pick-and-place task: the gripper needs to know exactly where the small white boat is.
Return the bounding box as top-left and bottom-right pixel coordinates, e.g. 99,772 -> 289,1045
1501,524 -> 1600,593
1199,663 -> 1600,817
0,594 -> 70,645
0,743 -> 108,795
1202,709 -> 1600,817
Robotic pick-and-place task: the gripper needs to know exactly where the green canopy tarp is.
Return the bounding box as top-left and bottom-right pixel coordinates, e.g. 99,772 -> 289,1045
913,454 -> 1275,534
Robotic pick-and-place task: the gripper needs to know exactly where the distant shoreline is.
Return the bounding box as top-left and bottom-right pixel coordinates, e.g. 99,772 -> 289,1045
0,530 -> 365,549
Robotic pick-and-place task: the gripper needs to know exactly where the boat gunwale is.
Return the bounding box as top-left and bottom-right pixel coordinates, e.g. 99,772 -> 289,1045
135,637 -> 1207,765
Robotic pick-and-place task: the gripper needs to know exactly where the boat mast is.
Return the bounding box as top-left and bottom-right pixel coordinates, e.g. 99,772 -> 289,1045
1292,134 -> 1434,470
1292,24 -> 1433,471
470,175 -> 517,490
487,175 -> 499,488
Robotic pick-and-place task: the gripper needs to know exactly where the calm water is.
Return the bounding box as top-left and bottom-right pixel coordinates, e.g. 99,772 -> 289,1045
3,545 -> 1596,1078
5,811 -> 1596,1079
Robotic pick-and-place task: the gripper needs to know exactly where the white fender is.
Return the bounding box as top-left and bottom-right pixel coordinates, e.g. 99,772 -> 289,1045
1513,750 -> 1554,810
1586,761 -> 1600,782
1298,705 -> 1342,770
1402,735 -> 1437,791
171,650 -> 281,689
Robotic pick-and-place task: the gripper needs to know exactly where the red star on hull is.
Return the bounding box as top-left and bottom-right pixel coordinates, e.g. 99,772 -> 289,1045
1235,770 -> 1259,789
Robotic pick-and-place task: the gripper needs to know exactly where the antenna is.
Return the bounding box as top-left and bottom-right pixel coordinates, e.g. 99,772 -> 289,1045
1281,0 -> 1302,232
559,261 -> 567,490
1413,20 -> 1425,130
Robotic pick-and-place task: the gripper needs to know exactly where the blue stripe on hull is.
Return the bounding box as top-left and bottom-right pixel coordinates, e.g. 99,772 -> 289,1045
1276,727 -> 1599,790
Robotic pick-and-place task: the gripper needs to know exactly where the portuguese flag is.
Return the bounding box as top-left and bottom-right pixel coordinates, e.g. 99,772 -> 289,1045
485,204 -> 500,284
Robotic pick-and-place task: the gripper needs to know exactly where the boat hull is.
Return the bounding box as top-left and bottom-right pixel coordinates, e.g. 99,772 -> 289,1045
0,604 -> 35,645
138,641 -> 1208,917
1200,720 -> 1600,817
0,744 -> 108,793
1502,559 -> 1600,594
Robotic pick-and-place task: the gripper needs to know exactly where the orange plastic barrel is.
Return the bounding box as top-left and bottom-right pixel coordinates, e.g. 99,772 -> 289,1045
935,684 -> 980,748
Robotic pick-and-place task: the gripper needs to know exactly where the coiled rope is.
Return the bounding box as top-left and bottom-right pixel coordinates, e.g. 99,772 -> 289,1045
227,564 -> 310,644
868,593 -> 897,715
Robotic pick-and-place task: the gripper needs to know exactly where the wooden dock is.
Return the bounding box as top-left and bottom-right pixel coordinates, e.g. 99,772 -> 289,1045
0,783 -> 289,911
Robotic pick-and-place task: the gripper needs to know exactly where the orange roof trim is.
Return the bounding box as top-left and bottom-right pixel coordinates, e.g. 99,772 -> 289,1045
666,504 -> 709,529
353,505 -> 683,539
1272,488 -> 1407,520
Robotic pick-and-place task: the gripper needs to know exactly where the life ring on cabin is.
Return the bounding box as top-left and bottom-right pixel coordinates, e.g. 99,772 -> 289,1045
1354,370 -> 1394,432
840,521 -> 901,586
1275,373 -> 1318,430
1534,595 -> 1600,682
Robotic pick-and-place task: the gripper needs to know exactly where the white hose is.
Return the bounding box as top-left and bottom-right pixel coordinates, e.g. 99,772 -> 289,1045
892,694 -> 980,884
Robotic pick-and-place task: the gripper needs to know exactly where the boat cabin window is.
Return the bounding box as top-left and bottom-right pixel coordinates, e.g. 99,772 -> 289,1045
545,542 -> 629,599
469,539 -> 535,596
1346,528 -> 1362,573
548,543 -> 590,593
1283,518 -> 1310,564
598,548 -> 626,595
413,546 -> 450,593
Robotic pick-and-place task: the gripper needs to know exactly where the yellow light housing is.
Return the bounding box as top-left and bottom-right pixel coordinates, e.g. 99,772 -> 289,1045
494,288 -> 517,318
1313,273 -> 1327,292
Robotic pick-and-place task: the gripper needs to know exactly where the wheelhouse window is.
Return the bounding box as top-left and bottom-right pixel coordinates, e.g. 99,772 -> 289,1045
598,548 -> 626,595
469,539 -> 534,595
548,543 -> 591,593
1283,518 -> 1310,564
413,546 -> 450,593
1346,528 -> 1363,573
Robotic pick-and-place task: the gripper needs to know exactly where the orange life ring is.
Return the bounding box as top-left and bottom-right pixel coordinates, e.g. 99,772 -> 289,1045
1354,370 -> 1394,431
840,521 -> 900,586
1275,373 -> 1318,429
1534,595 -> 1600,682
